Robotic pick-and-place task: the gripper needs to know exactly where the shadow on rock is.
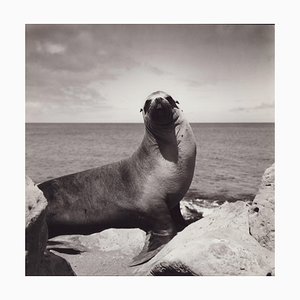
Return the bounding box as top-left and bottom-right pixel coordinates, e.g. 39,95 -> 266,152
39,251 -> 76,276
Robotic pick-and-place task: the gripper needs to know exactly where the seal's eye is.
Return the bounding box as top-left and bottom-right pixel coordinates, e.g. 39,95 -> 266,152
143,99 -> 151,113
166,96 -> 179,108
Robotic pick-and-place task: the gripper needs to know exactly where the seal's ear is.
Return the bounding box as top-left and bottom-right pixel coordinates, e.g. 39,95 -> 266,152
140,108 -> 143,112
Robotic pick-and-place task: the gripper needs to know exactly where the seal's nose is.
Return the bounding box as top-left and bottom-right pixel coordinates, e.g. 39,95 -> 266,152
155,97 -> 164,109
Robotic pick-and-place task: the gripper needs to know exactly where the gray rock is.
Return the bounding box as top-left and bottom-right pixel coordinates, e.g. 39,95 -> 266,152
134,201 -> 274,276
25,176 -> 48,275
50,229 -> 145,276
249,164 -> 275,252
26,176 -> 76,276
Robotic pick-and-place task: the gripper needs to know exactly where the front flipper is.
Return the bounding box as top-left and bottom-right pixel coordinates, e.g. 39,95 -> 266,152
170,202 -> 199,231
129,230 -> 175,266
47,238 -> 89,255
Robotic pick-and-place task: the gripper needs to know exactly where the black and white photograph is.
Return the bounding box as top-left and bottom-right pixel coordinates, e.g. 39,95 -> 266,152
25,24 -> 275,276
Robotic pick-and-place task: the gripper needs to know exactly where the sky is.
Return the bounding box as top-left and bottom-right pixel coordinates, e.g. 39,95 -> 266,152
26,24 -> 274,123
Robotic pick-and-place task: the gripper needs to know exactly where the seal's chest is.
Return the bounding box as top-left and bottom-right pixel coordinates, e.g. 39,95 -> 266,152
156,155 -> 193,186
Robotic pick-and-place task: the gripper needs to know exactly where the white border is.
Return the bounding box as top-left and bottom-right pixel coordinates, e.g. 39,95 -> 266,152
1,0 -> 299,299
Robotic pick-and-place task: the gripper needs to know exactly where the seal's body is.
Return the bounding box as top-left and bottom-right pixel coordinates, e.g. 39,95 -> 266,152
38,91 -> 196,265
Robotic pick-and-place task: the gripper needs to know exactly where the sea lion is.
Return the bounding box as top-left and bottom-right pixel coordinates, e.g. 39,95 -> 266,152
38,91 -> 197,265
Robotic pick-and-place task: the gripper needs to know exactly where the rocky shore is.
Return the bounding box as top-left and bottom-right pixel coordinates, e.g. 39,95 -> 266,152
25,164 -> 275,276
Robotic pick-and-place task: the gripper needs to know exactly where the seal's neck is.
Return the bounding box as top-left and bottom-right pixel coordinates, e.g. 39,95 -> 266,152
143,121 -> 179,163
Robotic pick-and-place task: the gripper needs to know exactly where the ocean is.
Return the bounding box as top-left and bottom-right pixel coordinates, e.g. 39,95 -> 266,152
26,123 -> 274,206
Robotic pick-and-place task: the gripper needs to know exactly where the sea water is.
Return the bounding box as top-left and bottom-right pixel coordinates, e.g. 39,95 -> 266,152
26,123 -> 274,205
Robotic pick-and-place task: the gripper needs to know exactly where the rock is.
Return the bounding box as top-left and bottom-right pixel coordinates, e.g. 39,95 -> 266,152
52,201 -> 274,276
249,164 -> 275,251
25,176 -> 48,275
39,251 -> 76,276
49,229 -> 145,276
180,199 -> 204,220
134,201 -> 274,276
26,176 -> 76,276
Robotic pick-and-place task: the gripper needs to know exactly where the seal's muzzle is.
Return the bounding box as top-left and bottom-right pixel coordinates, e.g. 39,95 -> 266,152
143,91 -> 179,125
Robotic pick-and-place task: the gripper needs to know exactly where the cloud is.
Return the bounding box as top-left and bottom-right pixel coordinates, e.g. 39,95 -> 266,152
26,24 -> 274,122
26,64 -> 111,116
145,64 -> 167,75
26,25 -> 175,121
181,78 -> 207,87
26,25 -> 138,73
36,41 -> 66,54
231,102 -> 274,112
253,102 -> 275,110
26,78 -> 108,108
26,25 -> 140,120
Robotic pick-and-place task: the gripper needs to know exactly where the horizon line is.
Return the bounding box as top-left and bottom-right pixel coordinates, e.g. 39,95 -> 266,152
25,121 -> 275,124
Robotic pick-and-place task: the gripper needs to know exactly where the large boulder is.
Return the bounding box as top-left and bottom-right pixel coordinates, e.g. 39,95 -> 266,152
25,176 -> 48,275
25,176 -> 76,276
134,201 -> 274,276
248,164 -> 275,252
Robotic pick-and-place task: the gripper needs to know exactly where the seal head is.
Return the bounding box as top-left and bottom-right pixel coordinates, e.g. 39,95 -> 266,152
143,91 -> 179,126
